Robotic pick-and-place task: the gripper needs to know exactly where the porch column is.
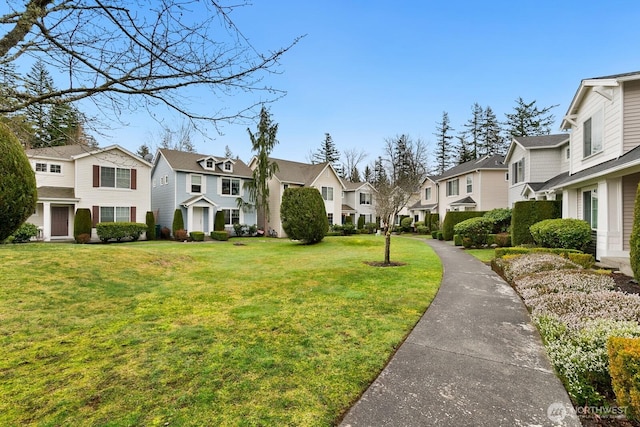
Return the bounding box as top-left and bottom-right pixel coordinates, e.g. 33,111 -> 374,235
186,206 -> 192,232
208,207 -> 215,234
42,201 -> 51,242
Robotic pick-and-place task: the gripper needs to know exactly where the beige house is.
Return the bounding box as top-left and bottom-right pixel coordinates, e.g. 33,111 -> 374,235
26,145 -> 152,241
411,154 -> 508,221
248,157 -> 344,237
341,181 -> 377,226
531,71 -> 640,271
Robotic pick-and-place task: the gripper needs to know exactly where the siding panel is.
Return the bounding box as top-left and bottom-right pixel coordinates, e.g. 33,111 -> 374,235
623,173 -> 640,251
624,80 -> 640,153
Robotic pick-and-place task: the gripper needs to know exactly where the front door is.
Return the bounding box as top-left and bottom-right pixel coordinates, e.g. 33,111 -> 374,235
51,206 -> 69,236
192,207 -> 204,232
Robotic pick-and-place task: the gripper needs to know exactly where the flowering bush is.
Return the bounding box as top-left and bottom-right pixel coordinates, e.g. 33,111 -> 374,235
495,252 -> 581,282
513,270 -> 614,307
535,315 -> 640,405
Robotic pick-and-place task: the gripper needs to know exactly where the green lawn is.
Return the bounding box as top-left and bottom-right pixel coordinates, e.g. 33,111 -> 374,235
0,235 -> 441,426
465,247 -> 496,263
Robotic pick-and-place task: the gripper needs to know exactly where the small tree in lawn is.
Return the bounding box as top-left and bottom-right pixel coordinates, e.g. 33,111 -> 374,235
280,187 -> 328,244
242,106 -> 279,230
375,135 -> 427,265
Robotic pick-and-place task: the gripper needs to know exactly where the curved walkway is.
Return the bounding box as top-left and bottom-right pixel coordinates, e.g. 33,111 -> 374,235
339,239 -> 580,427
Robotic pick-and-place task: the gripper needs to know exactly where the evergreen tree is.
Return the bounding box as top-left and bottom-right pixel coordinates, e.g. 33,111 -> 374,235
363,165 -> 373,183
46,103 -> 82,146
137,144 -> 151,159
456,134 -> 474,164
312,132 -> 341,174
24,59 -> 55,148
434,111 -> 454,174
373,156 -> 388,187
504,97 -> 557,138
480,106 -> 504,155
462,103 -> 483,160
245,106 -> 279,227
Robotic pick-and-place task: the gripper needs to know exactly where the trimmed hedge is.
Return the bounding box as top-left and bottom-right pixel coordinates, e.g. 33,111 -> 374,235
530,218 -> 592,251
631,182 -> 640,281
357,215 -> 365,230
214,211 -> 225,231
145,211 -> 156,240
172,209 -> 184,236
608,337 -> 640,420
280,187 -> 328,244
483,208 -> 512,233
74,208 -> 92,242
189,231 -> 205,241
494,247 -> 583,258
428,213 -> 439,231
442,211 -> 486,241
0,123 -> 37,241
96,222 -> 147,242
511,200 -> 561,246
210,230 -> 229,241
453,216 -> 494,247
568,253 -> 595,269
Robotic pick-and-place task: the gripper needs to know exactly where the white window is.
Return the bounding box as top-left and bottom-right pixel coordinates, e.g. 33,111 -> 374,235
35,162 -> 47,172
50,164 -> 61,174
222,178 -> 240,196
466,176 -> 473,193
322,186 -> 334,201
206,159 -> 214,168
222,209 -> 240,225
164,175 -> 169,185
583,110 -> 603,157
190,174 -> 203,193
425,187 -> 431,200
446,179 -> 459,196
100,167 -> 131,188
224,162 -> 233,172
512,159 -> 524,184
359,192 -> 372,205
100,206 -> 130,223
566,147 -> 570,159
327,213 -> 334,225
583,189 -> 598,229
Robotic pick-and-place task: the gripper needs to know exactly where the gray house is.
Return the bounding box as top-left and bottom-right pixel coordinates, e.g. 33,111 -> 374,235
151,149 -> 257,234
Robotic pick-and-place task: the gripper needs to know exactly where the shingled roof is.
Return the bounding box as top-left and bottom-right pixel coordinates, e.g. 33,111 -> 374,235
434,154 -> 506,181
512,134 -> 569,149
270,158 -> 341,187
159,149 -> 253,178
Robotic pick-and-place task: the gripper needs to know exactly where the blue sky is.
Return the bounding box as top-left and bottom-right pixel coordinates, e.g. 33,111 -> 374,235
79,1 -> 640,167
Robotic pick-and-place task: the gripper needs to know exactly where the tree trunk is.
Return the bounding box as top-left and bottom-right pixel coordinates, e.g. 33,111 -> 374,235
384,229 -> 391,265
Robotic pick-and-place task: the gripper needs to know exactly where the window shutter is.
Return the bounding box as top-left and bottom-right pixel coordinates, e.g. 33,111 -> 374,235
93,165 -> 100,187
131,168 -> 137,189
92,206 -> 99,226
130,206 -> 136,222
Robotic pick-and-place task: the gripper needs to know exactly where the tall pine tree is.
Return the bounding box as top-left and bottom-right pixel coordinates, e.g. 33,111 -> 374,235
504,97 -> 557,138
434,111 -> 454,174
312,132 -> 341,174
462,103 -> 483,160
480,106 -> 504,155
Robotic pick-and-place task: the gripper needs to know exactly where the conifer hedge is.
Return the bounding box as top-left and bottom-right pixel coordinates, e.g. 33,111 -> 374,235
511,200 -> 562,246
74,208 -> 92,242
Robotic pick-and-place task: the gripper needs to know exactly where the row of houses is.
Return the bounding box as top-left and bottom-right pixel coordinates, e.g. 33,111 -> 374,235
24,70 -> 640,269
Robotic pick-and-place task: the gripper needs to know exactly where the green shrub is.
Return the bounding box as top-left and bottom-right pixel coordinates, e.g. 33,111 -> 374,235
631,182 -> 640,282
453,234 -> 462,246
96,222 -> 147,242
210,230 -> 229,241
189,231 -> 205,241
357,215 -> 365,230
453,216 -> 494,247
74,208 -> 92,242
431,230 -> 438,239
400,216 -> 413,232
428,213 -> 439,231
442,211 -> 486,241
0,123 -> 37,241
494,247 -> 582,258
494,233 -> 511,248
172,209 -> 184,236
345,215 -> 353,225
11,222 -> 38,243
365,222 -> 378,233
233,223 -> 247,237
214,210 -> 225,231
280,187 -> 328,244
511,200 -> 562,246
145,211 -> 156,240
416,225 -> 429,235
342,223 -> 357,236
568,253 -> 595,269
608,337 -> 640,420
437,231 -> 443,240
530,218 -> 592,251
483,208 -> 512,233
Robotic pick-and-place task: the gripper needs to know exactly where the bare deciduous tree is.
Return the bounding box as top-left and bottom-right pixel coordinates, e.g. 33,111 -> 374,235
0,1 -> 301,128
341,147 -> 367,183
374,135 -> 428,265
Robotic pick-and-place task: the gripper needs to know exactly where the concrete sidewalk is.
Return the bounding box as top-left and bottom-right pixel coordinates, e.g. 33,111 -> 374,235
339,239 -> 580,427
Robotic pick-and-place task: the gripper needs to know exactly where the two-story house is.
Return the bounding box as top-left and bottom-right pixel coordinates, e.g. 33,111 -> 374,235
409,176 -> 438,224
537,71 -> 640,270
504,134 -> 570,205
429,154 -> 509,220
248,157 -> 343,237
26,144 -> 152,241
151,149 -> 256,234
341,181 -> 377,225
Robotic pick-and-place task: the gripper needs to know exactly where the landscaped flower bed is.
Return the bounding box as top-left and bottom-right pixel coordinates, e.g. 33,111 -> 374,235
495,253 -> 640,407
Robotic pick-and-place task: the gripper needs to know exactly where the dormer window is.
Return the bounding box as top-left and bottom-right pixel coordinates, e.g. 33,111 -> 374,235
206,159 -> 214,168
224,162 -> 233,172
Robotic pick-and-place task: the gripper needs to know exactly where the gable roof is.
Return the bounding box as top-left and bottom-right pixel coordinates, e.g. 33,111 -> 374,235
505,134 -> 570,162
433,154 -> 506,181
158,148 -> 253,178
26,144 -> 151,166
341,180 -> 376,192
270,158 -> 344,188
562,71 -> 640,130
